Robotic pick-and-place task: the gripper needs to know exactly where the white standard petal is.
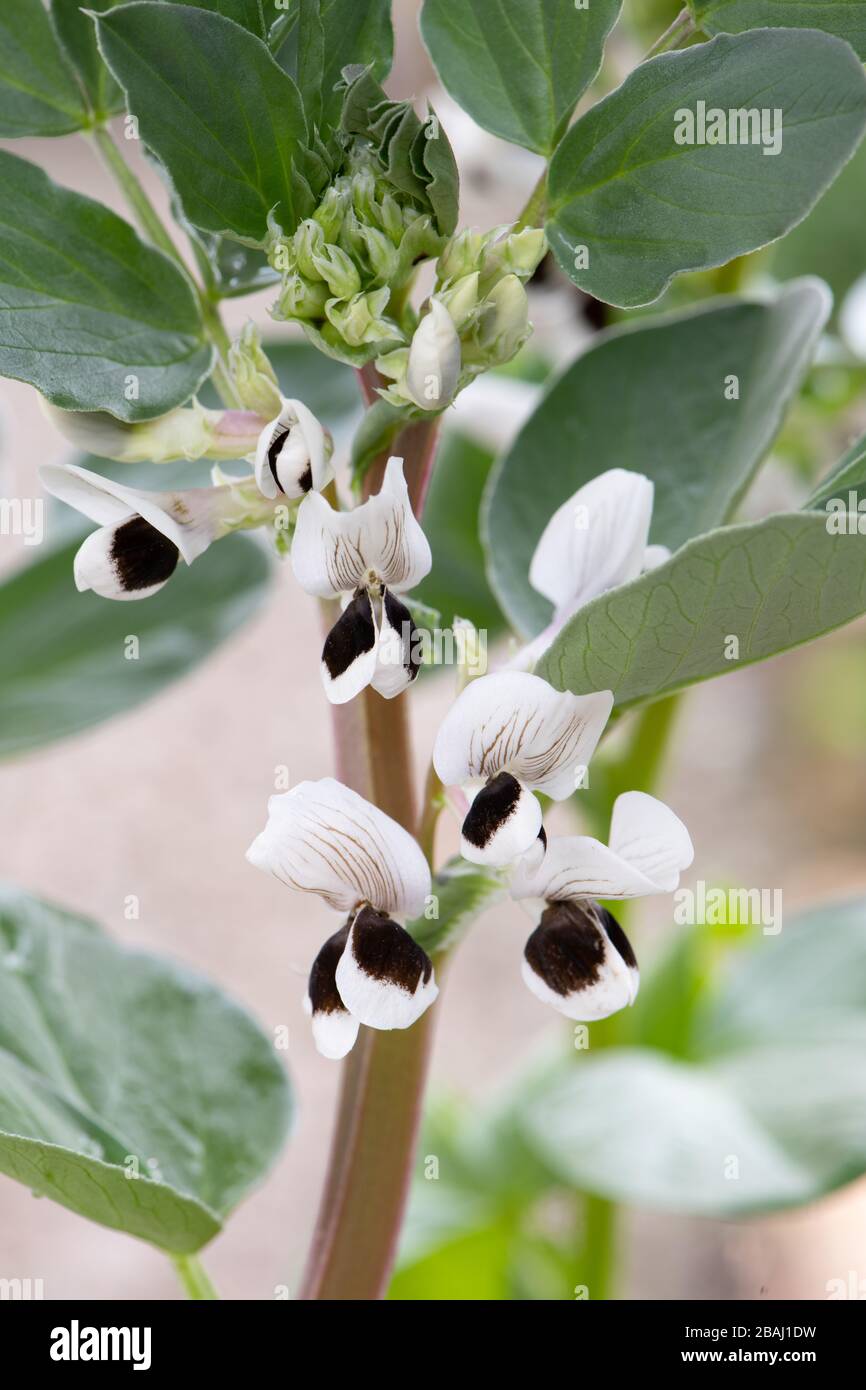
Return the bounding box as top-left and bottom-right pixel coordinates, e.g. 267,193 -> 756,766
291,457 -> 432,598
40,462 -> 221,564
522,902 -> 639,1022
246,777 -> 431,919
608,791 -> 694,892
335,907 -> 438,1031
529,469 -> 654,616
73,520 -> 179,601
405,299 -> 461,410
459,772 -> 542,868
254,397 -> 329,500
433,671 -> 613,801
511,832 -> 664,901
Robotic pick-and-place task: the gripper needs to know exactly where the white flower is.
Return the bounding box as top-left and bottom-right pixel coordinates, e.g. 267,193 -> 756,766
39,462 -> 246,601
432,671 -> 613,867
253,397 -> 331,500
292,456 -> 432,704
511,792 -> 694,1021
516,469 -> 670,669
246,778 -> 437,1058
405,298 -> 461,410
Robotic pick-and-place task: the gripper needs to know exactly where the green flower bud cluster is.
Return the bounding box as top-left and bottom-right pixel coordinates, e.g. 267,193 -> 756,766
268,156 -> 444,366
376,225 -> 547,411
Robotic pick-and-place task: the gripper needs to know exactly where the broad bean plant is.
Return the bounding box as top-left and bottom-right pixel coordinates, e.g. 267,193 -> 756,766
2,0 -> 866,1302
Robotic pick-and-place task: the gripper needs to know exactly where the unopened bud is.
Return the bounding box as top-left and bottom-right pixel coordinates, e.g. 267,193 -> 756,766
437,228 -> 486,283
406,299 -> 461,410
41,398 -> 266,464
325,287 -> 395,346
311,241 -> 362,299
229,322 -> 282,417
477,274 -> 530,361
294,219 -> 326,281
440,272 -> 480,330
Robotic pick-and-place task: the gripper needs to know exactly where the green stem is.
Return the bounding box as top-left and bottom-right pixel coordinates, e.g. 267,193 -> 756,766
89,124 -> 242,408
515,169 -> 548,231
646,7 -> 694,58
580,1194 -> 617,1299
171,1253 -> 219,1300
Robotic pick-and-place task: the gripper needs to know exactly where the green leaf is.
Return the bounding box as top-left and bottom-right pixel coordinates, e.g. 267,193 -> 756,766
805,430 -> 866,509
0,0 -> 89,136
96,2 -> 314,243
0,150 -> 212,421
408,859 -> 504,957
690,0 -> 866,60
275,0 -> 394,134
0,885 -> 290,1252
49,0 -> 125,121
175,0 -> 267,38
417,430 -> 507,635
485,281 -> 828,638
420,0 -> 622,156
546,29 -> 866,307
536,509 -> 866,710
0,532 -> 270,760
772,130 -> 866,310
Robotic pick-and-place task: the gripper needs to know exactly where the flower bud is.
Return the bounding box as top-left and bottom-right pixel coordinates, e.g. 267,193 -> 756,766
351,165 -> 378,224
272,272 -> 330,322
360,224 -> 400,285
440,272 -> 480,331
313,183 -> 350,243
228,322 -> 282,417
480,227 -> 547,290
325,287 -> 395,347
477,275 -> 530,362
406,298 -> 461,411
294,219 -> 326,281
379,193 -> 404,245
311,241 -> 362,299
437,228 -> 486,283
41,398 -> 266,464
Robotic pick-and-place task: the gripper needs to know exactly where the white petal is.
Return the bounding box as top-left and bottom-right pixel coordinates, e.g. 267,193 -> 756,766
246,777 -> 431,918
522,902 -> 639,1021
304,925 -> 360,1060
40,462 -> 219,563
608,791 -> 694,892
460,773 -> 542,867
511,833 -> 660,901
321,590 -> 379,705
291,457 -> 432,598
406,299 -> 461,410
432,671 -> 612,800
370,589 -> 421,700
254,397 -> 329,500
642,544 -> 671,572
529,469 -> 654,616
73,520 -> 178,601
335,908 -> 438,1030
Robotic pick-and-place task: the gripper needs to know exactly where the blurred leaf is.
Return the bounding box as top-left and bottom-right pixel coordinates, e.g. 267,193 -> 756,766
486,281 -> 828,637
772,137 -> 866,311
0,0 -> 88,136
547,31 -> 866,307
420,0 -> 622,155
96,3 -> 314,243
0,150 -> 212,420
804,429 -> 866,509
390,1220 -> 515,1300
0,532 -> 270,759
0,885 -> 291,1252
417,430 -> 507,634
690,0 -> 866,59
408,859 -> 504,957
265,339 -> 360,427
537,509 -> 866,710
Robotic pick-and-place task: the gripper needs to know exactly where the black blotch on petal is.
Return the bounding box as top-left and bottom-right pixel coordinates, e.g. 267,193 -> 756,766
110,516 -> 180,592
537,825 -> 547,854
383,587 -> 421,683
297,461 -> 313,493
461,771 -> 522,849
524,900 -> 635,997
322,588 -> 376,680
308,924 -> 351,1016
267,424 -> 289,492
351,905 -> 432,995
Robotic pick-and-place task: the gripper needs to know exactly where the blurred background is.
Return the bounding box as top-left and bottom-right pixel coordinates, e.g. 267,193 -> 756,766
2,0 -> 866,1299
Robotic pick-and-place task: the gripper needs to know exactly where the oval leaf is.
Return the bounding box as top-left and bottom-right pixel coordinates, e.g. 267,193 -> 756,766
0,150 -> 212,420
485,280 -> 828,637
0,532 -> 271,760
547,29 -> 866,307
420,0 -> 622,155
95,2 -> 314,243
690,0 -> 866,60
536,509 -> 866,709
0,886 -> 291,1252
0,0 -> 88,136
